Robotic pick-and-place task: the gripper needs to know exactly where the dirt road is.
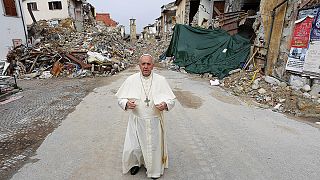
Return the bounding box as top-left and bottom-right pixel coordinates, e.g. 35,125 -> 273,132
10,68 -> 320,180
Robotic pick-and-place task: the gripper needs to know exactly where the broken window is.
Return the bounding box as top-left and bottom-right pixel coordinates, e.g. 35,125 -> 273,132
27,2 -> 38,11
48,1 -> 62,10
189,0 -> 200,25
2,0 -> 18,16
241,0 -> 261,11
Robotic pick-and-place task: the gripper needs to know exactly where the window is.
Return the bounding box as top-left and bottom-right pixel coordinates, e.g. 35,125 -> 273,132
2,0 -> 18,16
27,2 -> 38,11
48,1 -> 62,10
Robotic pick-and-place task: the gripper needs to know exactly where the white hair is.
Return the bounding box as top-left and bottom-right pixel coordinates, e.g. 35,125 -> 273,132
139,54 -> 155,63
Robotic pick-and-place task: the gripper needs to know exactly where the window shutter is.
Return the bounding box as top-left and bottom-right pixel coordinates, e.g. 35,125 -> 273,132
3,0 -> 17,16
9,0 -> 17,16
48,2 -> 53,10
57,2 -> 62,9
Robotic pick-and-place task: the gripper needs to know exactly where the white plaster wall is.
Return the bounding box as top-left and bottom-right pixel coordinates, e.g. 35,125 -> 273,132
175,0 -> 186,24
149,26 -> 156,34
0,0 -> 27,60
22,0 -> 70,25
68,0 -> 76,19
198,0 -> 211,26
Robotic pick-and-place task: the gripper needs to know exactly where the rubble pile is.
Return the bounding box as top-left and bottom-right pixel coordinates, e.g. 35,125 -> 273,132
5,18 -> 135,79
134,35 -> 171,61
221,70 -> 320,118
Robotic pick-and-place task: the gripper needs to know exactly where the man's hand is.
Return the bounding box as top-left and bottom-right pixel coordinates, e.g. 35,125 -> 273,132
126,100 -> 136,109
155,102 -> 167,111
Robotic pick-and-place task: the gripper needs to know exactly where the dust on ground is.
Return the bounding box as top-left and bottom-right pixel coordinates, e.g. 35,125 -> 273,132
173,88 -> 203,109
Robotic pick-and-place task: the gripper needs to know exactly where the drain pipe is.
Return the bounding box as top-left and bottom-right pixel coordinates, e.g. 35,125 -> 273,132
17,0 -> 28,47
265,0 -> 288,74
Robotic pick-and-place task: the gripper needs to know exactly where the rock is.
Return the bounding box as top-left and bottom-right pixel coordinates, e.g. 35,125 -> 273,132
234,86 -> 244,94
253,78 -> 261,84
279,98 -> 286,103
315,122 -> 320,125
301,85 -> 311,92
297,100 -> 312,110
203,73 -> 211,78
274,103 -> 282,110
258,88 -> 267,94
279,82 -> 287,88
265,96 -> 272,102
310,84 -> 320,98
289,75 -> 309,90
180,68 -> 187,74
303,92 -> 311,99
264,76 -> 280,86
317,99 -> 320,104
252,83 -> 259,90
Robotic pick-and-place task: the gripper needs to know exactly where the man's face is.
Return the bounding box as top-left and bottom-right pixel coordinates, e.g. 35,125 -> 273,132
139,56 -> 154,76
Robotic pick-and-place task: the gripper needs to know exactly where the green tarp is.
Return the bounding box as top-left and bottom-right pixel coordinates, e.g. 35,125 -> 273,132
166,24 -> 251,79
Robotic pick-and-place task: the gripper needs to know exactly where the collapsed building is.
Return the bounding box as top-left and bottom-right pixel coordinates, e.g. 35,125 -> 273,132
0,0 -> 137,97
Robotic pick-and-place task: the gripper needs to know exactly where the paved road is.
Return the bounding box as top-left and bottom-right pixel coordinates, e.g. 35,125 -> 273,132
11,68 -> 320,180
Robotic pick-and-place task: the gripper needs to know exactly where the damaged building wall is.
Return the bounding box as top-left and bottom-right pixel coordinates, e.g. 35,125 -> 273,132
184,0 -> 190,24
175,0 -> 187,24
22,0 -> 71,25
68,0 -> 83,22
260,0 -> 288,76
259,0 -> 319,78
0,0 -> 27,60
275,0 -> 320,78
196,0 -> 211,26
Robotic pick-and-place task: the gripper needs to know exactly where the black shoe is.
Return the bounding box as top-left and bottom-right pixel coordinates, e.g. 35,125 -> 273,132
130,166 -> 140,175
151,178 -> 159,179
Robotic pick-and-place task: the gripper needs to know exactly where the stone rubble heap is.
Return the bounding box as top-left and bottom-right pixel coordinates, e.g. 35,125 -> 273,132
220,70 -> 320,118
5,18 -> 135,80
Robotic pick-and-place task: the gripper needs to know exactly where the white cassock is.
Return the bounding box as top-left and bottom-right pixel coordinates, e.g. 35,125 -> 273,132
115,72 -> 175,178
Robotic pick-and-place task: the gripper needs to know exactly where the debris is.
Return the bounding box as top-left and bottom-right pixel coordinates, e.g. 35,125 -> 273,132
4,18 -> 134,79
279,82 -> 287,88
210,79 -> 220,86
315,122 -> 320,125
264,76 -> 280,86
265,96 -> 272,102
39,71 -> 53,79
310,84 -> 320,98
274,103 -> 282,110
229,68 -> 241,75
289,74 -> 309,90
279,98 -> 286,103
221,70 -> 320,118
258,88 -> 266,94
301,84 -> 311,92
303,92 -> 311,99
252,78 -> 260,90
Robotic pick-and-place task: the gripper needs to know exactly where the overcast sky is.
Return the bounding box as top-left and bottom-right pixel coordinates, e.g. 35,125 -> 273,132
87,0 -> 174,34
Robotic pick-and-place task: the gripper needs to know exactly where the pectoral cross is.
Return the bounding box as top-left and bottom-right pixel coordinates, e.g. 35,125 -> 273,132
144,97 -> 150,107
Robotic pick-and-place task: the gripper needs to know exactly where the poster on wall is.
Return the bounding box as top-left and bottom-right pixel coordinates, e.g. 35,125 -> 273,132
286,47 -> 307,73
298,8 -> 318,19
303,41 -> 320,77
286,16 -> 314,73
291,16 -> 314,48
310,8 -> 320,40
